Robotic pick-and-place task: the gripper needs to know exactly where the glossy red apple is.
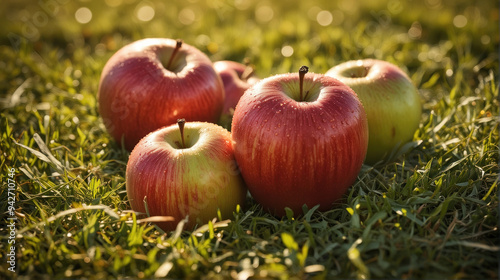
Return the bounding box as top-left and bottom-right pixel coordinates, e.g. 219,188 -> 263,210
231,66 -> 368,216
126,119 -> 247,232
98,38 -> 225,150
213,60 -> 260,115
326,59 -> 422,164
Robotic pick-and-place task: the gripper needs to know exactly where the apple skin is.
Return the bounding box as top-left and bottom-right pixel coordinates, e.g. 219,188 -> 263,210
126,121 -> 247,232
231,70 -> 368,216
213,60 -> 260,115
325,59 -> 422,164
98,38 -> 225,151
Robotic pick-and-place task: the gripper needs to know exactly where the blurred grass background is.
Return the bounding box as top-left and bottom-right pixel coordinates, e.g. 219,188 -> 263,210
1,0 -> 498,75
1,0 -> 499,279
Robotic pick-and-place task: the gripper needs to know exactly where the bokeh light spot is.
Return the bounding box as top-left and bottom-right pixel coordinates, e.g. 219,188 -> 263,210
256,5 -> 274,23
425,0 -> 442,9
317,10 -> 333,26
281,45 -> 294,57
195,34 -> 210,46
75,7 -> 92,24
179,8 -> 196,25
408,22 -> 422,39
481,35 -> 491,45
136,4 -> 155,22
207,42 -> 218,54
234,0 -> 251,10
453,15 -> 467,28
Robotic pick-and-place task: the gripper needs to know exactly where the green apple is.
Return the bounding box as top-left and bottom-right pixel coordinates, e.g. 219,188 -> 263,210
326,59 -> 422,164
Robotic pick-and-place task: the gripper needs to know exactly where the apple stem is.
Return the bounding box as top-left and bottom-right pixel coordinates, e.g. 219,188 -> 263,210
299,66 -> 309,101
241,66 -> 254,82
177,118 -> 186,149
166,39 -> 183,69
241,58 -> 254,82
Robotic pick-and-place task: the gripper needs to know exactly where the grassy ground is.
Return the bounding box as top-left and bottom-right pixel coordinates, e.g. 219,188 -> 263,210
1,0 -> 499,279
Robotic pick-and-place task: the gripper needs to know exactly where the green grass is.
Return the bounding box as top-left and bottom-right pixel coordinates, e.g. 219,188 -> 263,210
1,0 -> 499,279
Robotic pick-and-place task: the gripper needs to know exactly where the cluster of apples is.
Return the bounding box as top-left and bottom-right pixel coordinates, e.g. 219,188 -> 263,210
98,38 -> 421,231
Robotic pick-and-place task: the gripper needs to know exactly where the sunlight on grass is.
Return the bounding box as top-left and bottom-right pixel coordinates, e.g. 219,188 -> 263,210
0,0 -> 498,278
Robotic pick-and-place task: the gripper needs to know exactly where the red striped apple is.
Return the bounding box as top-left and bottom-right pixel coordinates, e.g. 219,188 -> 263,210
213,60 -> 260,115
126,120 -> 247,231
98,38 -> 224,150
231,66 -> 368,216
326,59 -> 421,164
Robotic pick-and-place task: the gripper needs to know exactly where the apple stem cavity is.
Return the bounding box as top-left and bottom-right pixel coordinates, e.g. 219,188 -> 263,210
348,66 -> 370,78
177,118 -> 186,149
299,65 -> 309,101
166,39 -> 183,70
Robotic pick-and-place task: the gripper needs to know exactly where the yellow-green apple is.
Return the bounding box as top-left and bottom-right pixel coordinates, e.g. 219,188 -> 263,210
325,59 -> 421,164
231,66 -> 368,216
213,60 -> 260,115
126,119 -> 247,231
98,38 -> 225,150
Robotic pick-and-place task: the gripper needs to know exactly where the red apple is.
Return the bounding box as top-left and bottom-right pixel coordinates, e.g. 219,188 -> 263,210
325,59 -> 422,164
213,60 -> 260,115
98,38 -> 225,150
231,66 -> 368,216
126,119 -> 247,232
